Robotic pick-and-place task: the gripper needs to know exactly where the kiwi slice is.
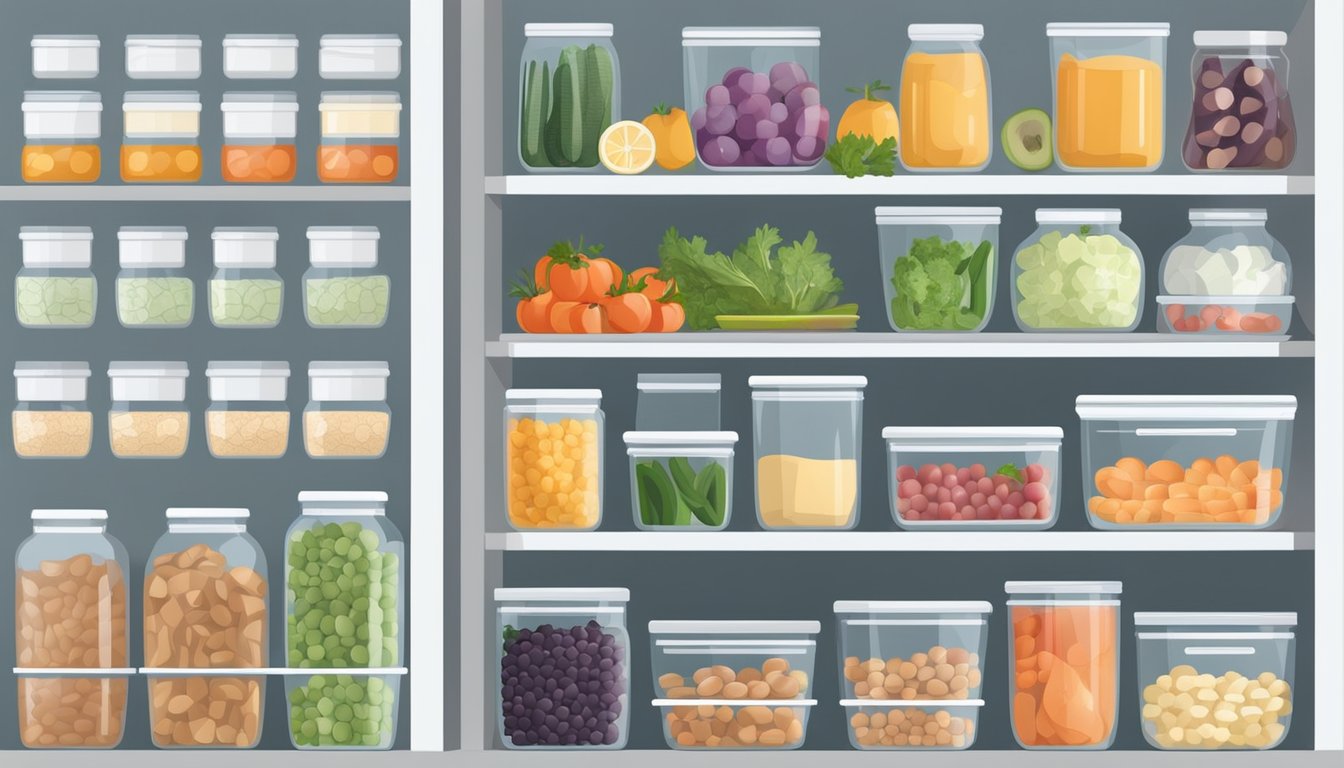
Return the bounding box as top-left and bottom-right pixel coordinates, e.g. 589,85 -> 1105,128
1003,108 -> 1053,171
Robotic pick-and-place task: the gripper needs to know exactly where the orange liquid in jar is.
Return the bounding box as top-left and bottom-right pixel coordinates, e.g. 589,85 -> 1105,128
900,52 -> 991,169
318,144 -> 398,183
1010,603 -> 1118,748
222,144 -> 297,183
22,144 -> 100,183
1056,54 -> 1164,169
121,144 -> 202,182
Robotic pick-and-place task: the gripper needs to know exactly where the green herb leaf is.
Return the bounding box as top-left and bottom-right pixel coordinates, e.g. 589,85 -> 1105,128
502,624 -> 519,652
995,464 -> 1025,484
1079,225 -> 1092,236
824,134 -> 896,178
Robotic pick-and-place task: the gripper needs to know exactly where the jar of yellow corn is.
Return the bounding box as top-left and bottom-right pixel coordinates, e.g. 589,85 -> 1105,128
504,389 -> 603,531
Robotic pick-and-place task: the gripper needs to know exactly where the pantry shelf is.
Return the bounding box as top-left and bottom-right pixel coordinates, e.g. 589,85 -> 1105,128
0,186 -> 411,202
461,750 -> 1331,767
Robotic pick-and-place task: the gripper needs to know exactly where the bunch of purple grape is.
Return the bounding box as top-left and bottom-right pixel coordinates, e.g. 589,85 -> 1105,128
692,61 -> 829,168
500,621 -> 626,748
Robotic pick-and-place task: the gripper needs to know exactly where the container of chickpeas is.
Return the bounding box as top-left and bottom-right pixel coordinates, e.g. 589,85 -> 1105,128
1134,612 -> 1295,750
504,389 -> 603,530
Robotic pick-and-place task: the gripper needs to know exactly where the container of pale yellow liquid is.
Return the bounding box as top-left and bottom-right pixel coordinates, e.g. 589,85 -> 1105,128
1047,23 -> 1169,171
899,24 -> 991,171
750,376 -> 866,530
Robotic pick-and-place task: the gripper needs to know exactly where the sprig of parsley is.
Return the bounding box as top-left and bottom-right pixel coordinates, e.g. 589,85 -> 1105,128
825,134 -> 897,178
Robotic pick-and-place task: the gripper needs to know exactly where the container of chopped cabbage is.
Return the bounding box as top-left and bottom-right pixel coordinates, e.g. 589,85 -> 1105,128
1011,209 -> 1144,332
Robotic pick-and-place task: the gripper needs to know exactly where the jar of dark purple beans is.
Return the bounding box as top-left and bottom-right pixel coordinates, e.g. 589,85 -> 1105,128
1183,31 -> 1295,171
681,27 -> 825,170
495,588 -> 630,749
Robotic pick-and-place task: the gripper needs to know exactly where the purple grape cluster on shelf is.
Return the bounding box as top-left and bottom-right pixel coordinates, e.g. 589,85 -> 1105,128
692,61 -> 828,168
500,621 -> 626,747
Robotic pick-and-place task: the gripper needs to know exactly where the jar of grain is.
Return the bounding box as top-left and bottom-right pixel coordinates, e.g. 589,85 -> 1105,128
13,361 -> 93,458
303,361 -> 390,459
205,361 -> 291,459
107,361 -> 190,458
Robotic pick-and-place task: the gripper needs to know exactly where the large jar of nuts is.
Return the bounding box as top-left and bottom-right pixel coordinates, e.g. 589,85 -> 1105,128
143,508 -> 268,748
14,509 -> 131,748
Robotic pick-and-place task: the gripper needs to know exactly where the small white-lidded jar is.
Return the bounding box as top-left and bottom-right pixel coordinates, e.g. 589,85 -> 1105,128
206,361 -> 291,459
125,35 -> 202,79
120,91 -> 203,182
14,362 -> 93,459
209,227 -> 284,328
115,226 -> 193,328
31,35 -> 100,79
318,92 -> 402,183
107,361 -> 190,459
16,226 -> 97,328
304,361 -> 391,459
220,92 -> 300,183
21,91 -> 102,183
319,35 -> 403,79
223,34 -> 300,79
304,226 -> 389,328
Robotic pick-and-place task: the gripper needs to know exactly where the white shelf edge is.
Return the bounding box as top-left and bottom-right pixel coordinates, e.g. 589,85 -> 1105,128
0,185 -> 411,202
461,750 -> 1336,765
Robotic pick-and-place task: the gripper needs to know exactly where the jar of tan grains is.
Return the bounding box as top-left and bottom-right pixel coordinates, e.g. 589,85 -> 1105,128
303,361 -> 390,459
107,361 -> 190,458
205,361 -> 291,459
13,361 -> 93,458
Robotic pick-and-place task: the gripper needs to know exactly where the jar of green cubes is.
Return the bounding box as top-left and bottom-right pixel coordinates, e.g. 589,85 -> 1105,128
304,226 -> 390,328
209,227 -> 283,328
116,226 -> 193,328
1011,209 -> 1145,332
16,226 -> 97,328
285,491 -> 405,750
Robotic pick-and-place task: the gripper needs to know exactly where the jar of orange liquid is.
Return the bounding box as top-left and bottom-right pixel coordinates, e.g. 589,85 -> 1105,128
221,92 -> 299,183
120,92 -> 202,183
21,91 -> 102,183
318,92 -> 401,183
899,24 -> 992,172
1048,23 -> 1170,171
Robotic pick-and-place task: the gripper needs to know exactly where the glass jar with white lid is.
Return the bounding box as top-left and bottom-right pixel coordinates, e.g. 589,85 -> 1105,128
304,361 -> 391,459
14,361 -> 93,459
304,226 -> 389,328
635,373 -> 720,431
116,226 -> 193,328
519,24 -> 620,172
21,91 -> 102,183
107,361 -> 190,459
120,91 -> 202,182
31,35 -> 100,79
318,92 -> 402,183
125,35 -> 201,79
320,35 -> 403,79
1011,209 -> 1144,332
876,207 -> 1001,331
899,24 -> 992,171
210,226 -> 284,328
1183,31 -> 1295,171
206,361 -> 291,459
16,225 -> 97,328
221,92 -> 299,183
504,389 -> 604,530
223,34 -> 299,79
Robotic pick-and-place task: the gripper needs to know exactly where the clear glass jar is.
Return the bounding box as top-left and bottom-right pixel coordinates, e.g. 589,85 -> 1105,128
899,25 -> 991,171
107,361 -> 190,459
304,226 -> 389,328
285,670 -> 403,750
682,26 -> 821,170
22,91 -> 102,183
635,373 -> 720,431
750,376 -> 865,530
624,431 -> 737,530
223,34 -> 299,80
1012,209 -> 1144,332
495,588 -> 630,749
876,207 -> 1000,331
504,389 -> 603,530
15,509 -> 132,748
319,35 -> 403,79
125,35 -> 201,79
221,92 -> 299,183
210,226 -> 284,328
318,92 -> 401,183
16,225 -> 97,328
206,361 -> 291,459
520,23 -> 620,172
116,226 -> 193,328
144,508 -> 268,748
32,35 -> 100,79
121,91 -> 202,182
14,361 -> 92,459
304,362 -> 391,459
1005,581 -> 1121,750
1047,23 -> 1170,171
1183,32 -> 1294,171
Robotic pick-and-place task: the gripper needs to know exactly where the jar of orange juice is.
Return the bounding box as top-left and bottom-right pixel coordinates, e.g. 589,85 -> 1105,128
21,91 -> 102,183
120,92 -> 202,183
899,24 -> 992,172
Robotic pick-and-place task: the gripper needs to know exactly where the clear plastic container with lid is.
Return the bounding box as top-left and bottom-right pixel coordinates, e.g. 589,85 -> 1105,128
649,620 -> 818,698
15,509 -> 132,749
121,91 -> 202,182
876,207 -> 1001,331
519,23 -> 620,172
1012,209 -> 1144,332
495,587 -> 630,749
14,362 -> 93,459
504,389 -> 603,530
1134,612 -> 1295,750
224,34 -> 299,79
16,226 -> 97,327
636,373 -> 720,431
750,376 -> 865,530
1006,581 -> 1121,750
320,35 -> 403,79
210,227 -> 284,328
116,226 -> 193,327
22,91 -> 102,182
31,35 -> 100,79
682,27 -> 822,170
899,24 -> 991,171
221,92 -> 300,183
318,92 -> 402,183
304,226 -> 389,327
1077,395 -> 1296,529
625,431 -> 737,530
304,362 -> 391,459
125,35 -> 201,79
206,361 -> 291,459
107,361 -> 190,459
1184,32 -> 1295,171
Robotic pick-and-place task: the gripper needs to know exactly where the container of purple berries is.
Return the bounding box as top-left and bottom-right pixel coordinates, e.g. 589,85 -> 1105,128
681,27 -> 826,171
495,588 -> 631,749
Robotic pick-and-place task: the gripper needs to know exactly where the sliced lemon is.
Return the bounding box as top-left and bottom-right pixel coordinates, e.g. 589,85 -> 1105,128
599,120 -> 656,175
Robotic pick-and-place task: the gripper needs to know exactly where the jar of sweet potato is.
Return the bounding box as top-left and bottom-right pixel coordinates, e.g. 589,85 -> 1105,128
121,91 -> 202,183
318,92 -> 401,183
221,92 -> 299,183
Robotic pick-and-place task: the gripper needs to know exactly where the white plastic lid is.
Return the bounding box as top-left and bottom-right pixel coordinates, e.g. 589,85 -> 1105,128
307,226 -> 380,241
1134,612 -> 1296,627
496,587 -> 630,602
506,389 -> 602,403
308,361 -> 389,402
126,35 -> 202,47
206,361 -> 291,402
648,620 -> 819,634
657,699 -> 818,708
1188,208 -> 1268,223
108,361 -> 189,402
21,91 -> 102,110
1156,295 -> 1294,305
15,362 -> 91,402
637,373 -> 720,393
842,699 -> 984,708
20,226 -> 94,268
875,206 -> 1001,225
623,431 -> 738,446
118,227 -> 187,267
1036,209 -> 1121,224
1075,394 -> 1297,421
1004,581 -> 1122,595
749,376 -> 867,389
320,34 -> 403,47
32,35 -> 100,48
683,26 -> 819,40
1193,31 -> 1287,48
221,92 -> 299,111
525,23 -> 614,38
298,491 -> 389,516
19,225 -> 93,242
166,508 -> 249,519
122,91 -> 201,110
882,426 -> 1063,441
118,226 -> 187,241
1046,22 -> 1170,37
32,509 -> 106,521
212,226 -> 279,268
224,34 -> 300,48
212,227 -> 279,241
833,601 -> 993,614
14,667 -> 136,676
319,91 -> 402,109
908,24 -> 984,42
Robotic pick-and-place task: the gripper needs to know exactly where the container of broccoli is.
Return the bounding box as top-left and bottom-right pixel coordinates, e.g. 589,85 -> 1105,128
875,207 -> 1001,333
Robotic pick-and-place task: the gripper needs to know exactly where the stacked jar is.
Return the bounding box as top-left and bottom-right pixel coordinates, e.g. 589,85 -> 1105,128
125,35 -> 202,80
16,226 -> 97,328
224,35 -> 300,80
304,227 -> 391,328
120,91 -> 202,182
116,226 -> 194,328
107,361 -> 190,459
319,35 -> 403,79
318,92 -> 402,183
13,362 -> 93,459
206,361 -> 292,459
304,362 -> 392,458
221,92 -> 299,183
21,91 -> 102,183
31,35 -> 100,79
210,227 -> 284,328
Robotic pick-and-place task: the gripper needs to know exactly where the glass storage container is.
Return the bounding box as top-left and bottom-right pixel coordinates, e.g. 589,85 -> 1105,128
1076,395 -> 1296,529
320,35 -> 403,79
221,92 -> 299,183
143,508 -> 268,748
1047,23 -> 1169,171
1134,612 -> 1295,750
625,431 -> 737,530
223,35 -> 299,79
22,91 -> 101,183
16,225 -> 97,327
121,91 -> 202,182
285,670 -> 403,750
205,361 -> 291,459
636,373 -> 721,431
1183,31 -> 1294,171
125,35 -> 201,79
107,361 -> 190,459
883,427 -> 1062,530
504,389 -> 603,530
495,587 -> 630,749
750,376 -> 865,530
682,27 -> 822,170
304,226 -> 389,327
1158,209 -> 1293,335
116,226 -> 193,327
1012,209 -> 1144,332
876,207 -> 1001,331
14,509 -> 132,748
656,700 -> 815,750
318,92 -> 401,183
14,362 -> 93,459
304,361 -> 391,459
649,620 -> 818,698
899,24 -> 991,171
32,35 -> 100,79
210,226 -> 283,328
1006,581 -> 1121,750
518,23 -> 620,172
